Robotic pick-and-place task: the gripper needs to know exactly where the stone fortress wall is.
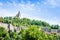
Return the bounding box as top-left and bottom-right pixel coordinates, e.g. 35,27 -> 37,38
0,23 -> 21,33
41,27 -> 60,35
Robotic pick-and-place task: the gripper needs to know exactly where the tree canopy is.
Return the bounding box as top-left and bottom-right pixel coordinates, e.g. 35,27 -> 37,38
1,17 -> 52,28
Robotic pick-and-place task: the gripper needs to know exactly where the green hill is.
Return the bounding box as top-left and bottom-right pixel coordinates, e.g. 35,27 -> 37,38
0,17 -> 60,29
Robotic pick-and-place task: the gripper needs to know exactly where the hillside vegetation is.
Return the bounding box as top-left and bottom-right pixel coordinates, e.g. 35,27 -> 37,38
0,17 -> 60,40
0,26 -> 60,40
0,17 -> 60,29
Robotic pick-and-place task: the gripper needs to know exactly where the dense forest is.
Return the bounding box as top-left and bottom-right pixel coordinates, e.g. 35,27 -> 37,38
0,17 -> 60,40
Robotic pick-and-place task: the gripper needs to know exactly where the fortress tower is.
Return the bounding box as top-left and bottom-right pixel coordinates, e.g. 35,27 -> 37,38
16,11 -> 21,18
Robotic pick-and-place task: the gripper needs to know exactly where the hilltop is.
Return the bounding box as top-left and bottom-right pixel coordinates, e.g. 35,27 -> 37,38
0,11 -> 59,29
0,16 -> 60,29
0,12 -> 60,40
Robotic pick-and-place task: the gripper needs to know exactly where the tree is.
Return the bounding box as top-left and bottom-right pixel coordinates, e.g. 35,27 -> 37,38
0,26 -> 7,37
0,17 -> 3,23
0,26 -> 8,40
10,32 -> 18,39
47,33 -> 59,40
0,37 -> 4,40
20,25 -> 48,40
51,25 -> 60,29
4,34 -> 10,40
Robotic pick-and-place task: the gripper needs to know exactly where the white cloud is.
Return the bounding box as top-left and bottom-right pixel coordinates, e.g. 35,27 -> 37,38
42,0 -> 57,8
48,0 -> 57,8
0,9 -> 14,17
47,17 -> 60,25
0,0 -> 60,25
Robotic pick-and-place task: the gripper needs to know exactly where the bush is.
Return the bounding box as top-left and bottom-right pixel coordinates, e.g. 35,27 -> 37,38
20,26 -> 48,40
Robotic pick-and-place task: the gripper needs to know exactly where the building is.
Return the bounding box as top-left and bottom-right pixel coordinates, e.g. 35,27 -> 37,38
16,11 -> 21,18
0,11 -> 21,33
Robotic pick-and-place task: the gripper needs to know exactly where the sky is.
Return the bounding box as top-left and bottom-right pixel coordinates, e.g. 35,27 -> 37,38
0,0 -> 60,25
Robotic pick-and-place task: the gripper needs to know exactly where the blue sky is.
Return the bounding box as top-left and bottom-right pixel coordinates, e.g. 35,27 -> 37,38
0,0 -> 60,25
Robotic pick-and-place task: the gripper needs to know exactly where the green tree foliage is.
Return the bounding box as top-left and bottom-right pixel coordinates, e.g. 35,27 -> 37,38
0,17 -> 3,23
2,17 -> 12,24
10,32 -> 18,39
47,33 -> 60,40
0,17 -> 60,40
0,26 -> 60,40
20,25 -> 48,40
0,26 -> 7,37
0,26 -> 9,40
4,34 -> 10,40
51,25 -> 60,29
0,37 -> 4,40
2,17 -> 51,28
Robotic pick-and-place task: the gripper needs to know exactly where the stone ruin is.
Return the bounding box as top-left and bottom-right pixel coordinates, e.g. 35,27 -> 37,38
41,27 -> 60,35
0,23 -> 21,33
0,11 -> 21,33
16,11 -> 21,18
